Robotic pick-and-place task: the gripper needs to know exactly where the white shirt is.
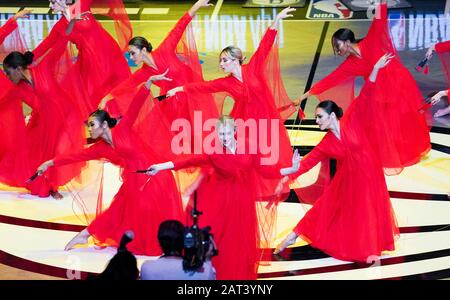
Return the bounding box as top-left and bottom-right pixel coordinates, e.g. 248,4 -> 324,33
140,257 -> 216,280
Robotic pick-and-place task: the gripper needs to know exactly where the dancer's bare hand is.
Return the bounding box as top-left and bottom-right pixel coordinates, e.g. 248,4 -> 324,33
273,232 -> 298,254
430,90 -> 448,105
276,7 -> 296,20
196,0 -> 214,8
13,9 -> 32,20
300,91 -> 309,101
145,165 -> 160,176
37,160 -> 54,175
292,149 -> 301,171
374,53 -> 394,70
426,44 -> 435,60
71,11 -> 90,22
166,86 -> 183,98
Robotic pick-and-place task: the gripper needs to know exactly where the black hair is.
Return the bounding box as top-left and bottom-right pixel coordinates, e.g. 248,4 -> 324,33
129,36 -> 152,52
87,231 -> 138,280
3,51 -> 34,69
331,28 -> 360,55
317,100 -> 343,119
158,220 -> 184,256
95,251 -> 138,280
89,110 -> 118,128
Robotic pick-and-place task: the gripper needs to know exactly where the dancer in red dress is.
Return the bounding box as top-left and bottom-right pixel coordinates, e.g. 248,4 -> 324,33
33,0 -> 131,116
166,7 -> 300,198
298,1 -> 430,175
0,10 -> 30,162
36,73 -> 184,255
146,116 -> 290,280
1,50 -> 86,198
275,55 -> 399,263
101,0 -> 218,160
1,10 -> 86,198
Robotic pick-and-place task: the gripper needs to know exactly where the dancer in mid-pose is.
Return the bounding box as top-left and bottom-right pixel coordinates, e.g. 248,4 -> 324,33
147,115 -> 296,279
275,54 -> 399,262
36,72 -> 184,255
166,7 -> 300,198
297,1 -> 430,175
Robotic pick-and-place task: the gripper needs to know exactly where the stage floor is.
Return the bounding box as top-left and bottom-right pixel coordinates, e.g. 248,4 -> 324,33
0,0 -> 449,280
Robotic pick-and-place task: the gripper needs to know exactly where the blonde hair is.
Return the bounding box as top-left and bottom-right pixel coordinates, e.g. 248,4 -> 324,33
216,115 -> 236,129
220,46 -> 245,65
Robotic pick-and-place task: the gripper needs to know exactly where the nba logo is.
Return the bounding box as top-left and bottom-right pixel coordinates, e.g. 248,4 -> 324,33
389,12 -> 405,51
307,0 -> 354,20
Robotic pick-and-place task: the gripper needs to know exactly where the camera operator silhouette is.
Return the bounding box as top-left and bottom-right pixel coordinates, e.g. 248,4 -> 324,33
140,220 -> 217,280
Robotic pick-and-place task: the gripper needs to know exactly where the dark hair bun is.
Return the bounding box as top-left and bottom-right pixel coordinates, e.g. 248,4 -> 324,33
23,51 -> 34,66
317,100 -> 344,120
129,36 -> 152,52
107,117 -> 117,128
336,107 -> 343,119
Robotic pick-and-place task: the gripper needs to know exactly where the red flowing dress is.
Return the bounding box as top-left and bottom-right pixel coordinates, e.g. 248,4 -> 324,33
52,86 -> 184,255
32,0 -> 131,116
0,19 -> 85,196
182,28 -> 298,198
173,147 -> 280,280
289,83 -> 399,262
0,18 -> 25,162
109,12 -> 218,159
309,3 -> 430,175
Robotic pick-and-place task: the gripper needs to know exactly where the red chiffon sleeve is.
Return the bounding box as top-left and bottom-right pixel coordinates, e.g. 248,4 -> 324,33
121,85 -> 151,127
108,66 -> 152,114
309,58 -> 360,95
252,155 -> 284,179
32,20 -> 67,61
184,77 -> 230,94
365,3 -> 388,43
288,138 -> 329,180
363,3 -> 397,59
0,18 -> 17,44
248,28 -> 277,71
173,155 -> 210,170
157,12 -> 193,54
435,40 -> 450,54
53,142 -> 107,167
90,0 -> 132,51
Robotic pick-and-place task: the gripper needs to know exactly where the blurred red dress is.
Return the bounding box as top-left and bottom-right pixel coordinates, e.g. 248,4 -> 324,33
0,18 -> 24,162
182,28 -> 299,198
32,0 -> 131,116
309,3 -> 430,175
290,83 -> 399,262
0,18 -> 85,196
52,86 -> 184,255
109,12 -> 218,160
173,146 -> 280,280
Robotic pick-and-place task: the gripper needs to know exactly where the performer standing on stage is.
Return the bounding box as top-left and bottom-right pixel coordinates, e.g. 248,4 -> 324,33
36,72 -> 184,255
146,115 -> 294,280
274,54 -> 399,263
297,0 -> 430,175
